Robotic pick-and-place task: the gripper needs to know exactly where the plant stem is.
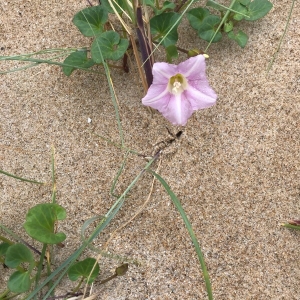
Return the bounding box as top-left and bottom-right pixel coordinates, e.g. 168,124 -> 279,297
99,273 -> 117,284
72,277 -> 84,293
176,46 -> 189,54
0,289 -> 10,299
34,244 -> 47,295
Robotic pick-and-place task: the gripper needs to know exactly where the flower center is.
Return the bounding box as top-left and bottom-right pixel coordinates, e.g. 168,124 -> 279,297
168,74 -> 187,94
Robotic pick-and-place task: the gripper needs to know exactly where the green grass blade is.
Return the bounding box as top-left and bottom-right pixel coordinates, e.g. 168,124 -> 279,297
51,146 -> 56,203
0,224 -> 43,257
205,0 -> 237,53
0,50 -> 80,74
0,55 -> 103,74
0,48 -> 76,60
0,224 -> 25,243
267,0 -> 295,72
0,169 -> 44,184
207,0 -> 249,17
0,62 -> 39,74
281,223 -> 300,231
150,171 -> 213,300
34,244 -> 47,290
110,150 -> 130,198
81,11 -> 124,146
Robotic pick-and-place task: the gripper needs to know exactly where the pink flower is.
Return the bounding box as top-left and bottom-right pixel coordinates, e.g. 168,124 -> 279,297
142,55 -> 217,126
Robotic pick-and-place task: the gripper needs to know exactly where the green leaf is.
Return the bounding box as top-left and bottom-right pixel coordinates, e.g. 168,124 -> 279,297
146,0 -> 176,15
187,7 -> 210,32
246,0 -> 273,21
160,1 -> 176,14
187,8 -> 222,43
0,242 -> 10,256
62,49 -> 95,76
150,12 -> 181,47
145,0 -> 155,9
73,6 -> 108,37
99,0 -> 128,14
198,15 -> 222,43
8,271 -> 31,293
24,203 -> 67,244
68,257 -> 100,284
232,2 -> 248,21
5,243 -> 34,268
239,0 -> 250,5
91,31 -> 129,63
227,30 -> 249,48
165,45 -> 178,63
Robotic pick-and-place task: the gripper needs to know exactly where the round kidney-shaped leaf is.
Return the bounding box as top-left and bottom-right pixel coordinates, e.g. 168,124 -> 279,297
150,12 -> 181,47
165,45 -> 178,63
246,0 -> 273,21
232,2 -> 248,21
99,0 -> 128,14
198,15 -> 222,43
8,271 -> 31,293
63,49 -> 95,76
5,243 -> 34,268
0,242 -> 10,257
91,31 -> 129,63
68,257 -> 100,284
187,8 -> 210,32
24,203 -> 66,244
228,30 -> 249,48
73,6 -> 108,37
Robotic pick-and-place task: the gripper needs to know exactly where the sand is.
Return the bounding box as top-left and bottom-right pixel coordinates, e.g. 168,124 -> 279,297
1,0 -> 299,299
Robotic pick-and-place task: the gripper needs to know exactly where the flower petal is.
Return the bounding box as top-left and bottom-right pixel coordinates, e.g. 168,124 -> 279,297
142,83 -> 170,108
151,62 -> 179,85
184,84 -> 217,110
178,55 -> 206,79
163,93 -> 193,125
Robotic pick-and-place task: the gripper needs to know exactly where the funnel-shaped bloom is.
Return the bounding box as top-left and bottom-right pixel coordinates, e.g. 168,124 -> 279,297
142,55 -> 217,126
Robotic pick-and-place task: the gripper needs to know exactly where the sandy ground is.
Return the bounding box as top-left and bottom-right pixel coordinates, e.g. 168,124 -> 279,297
1,0 -> 299,299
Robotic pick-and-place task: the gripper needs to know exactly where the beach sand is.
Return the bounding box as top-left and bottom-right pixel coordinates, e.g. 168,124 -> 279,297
1,0 -> 299,299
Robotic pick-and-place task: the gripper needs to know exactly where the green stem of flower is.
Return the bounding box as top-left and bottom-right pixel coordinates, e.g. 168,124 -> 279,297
176,46 -> 189,54
100,273 -> 118,285
72,277 -> 85,293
